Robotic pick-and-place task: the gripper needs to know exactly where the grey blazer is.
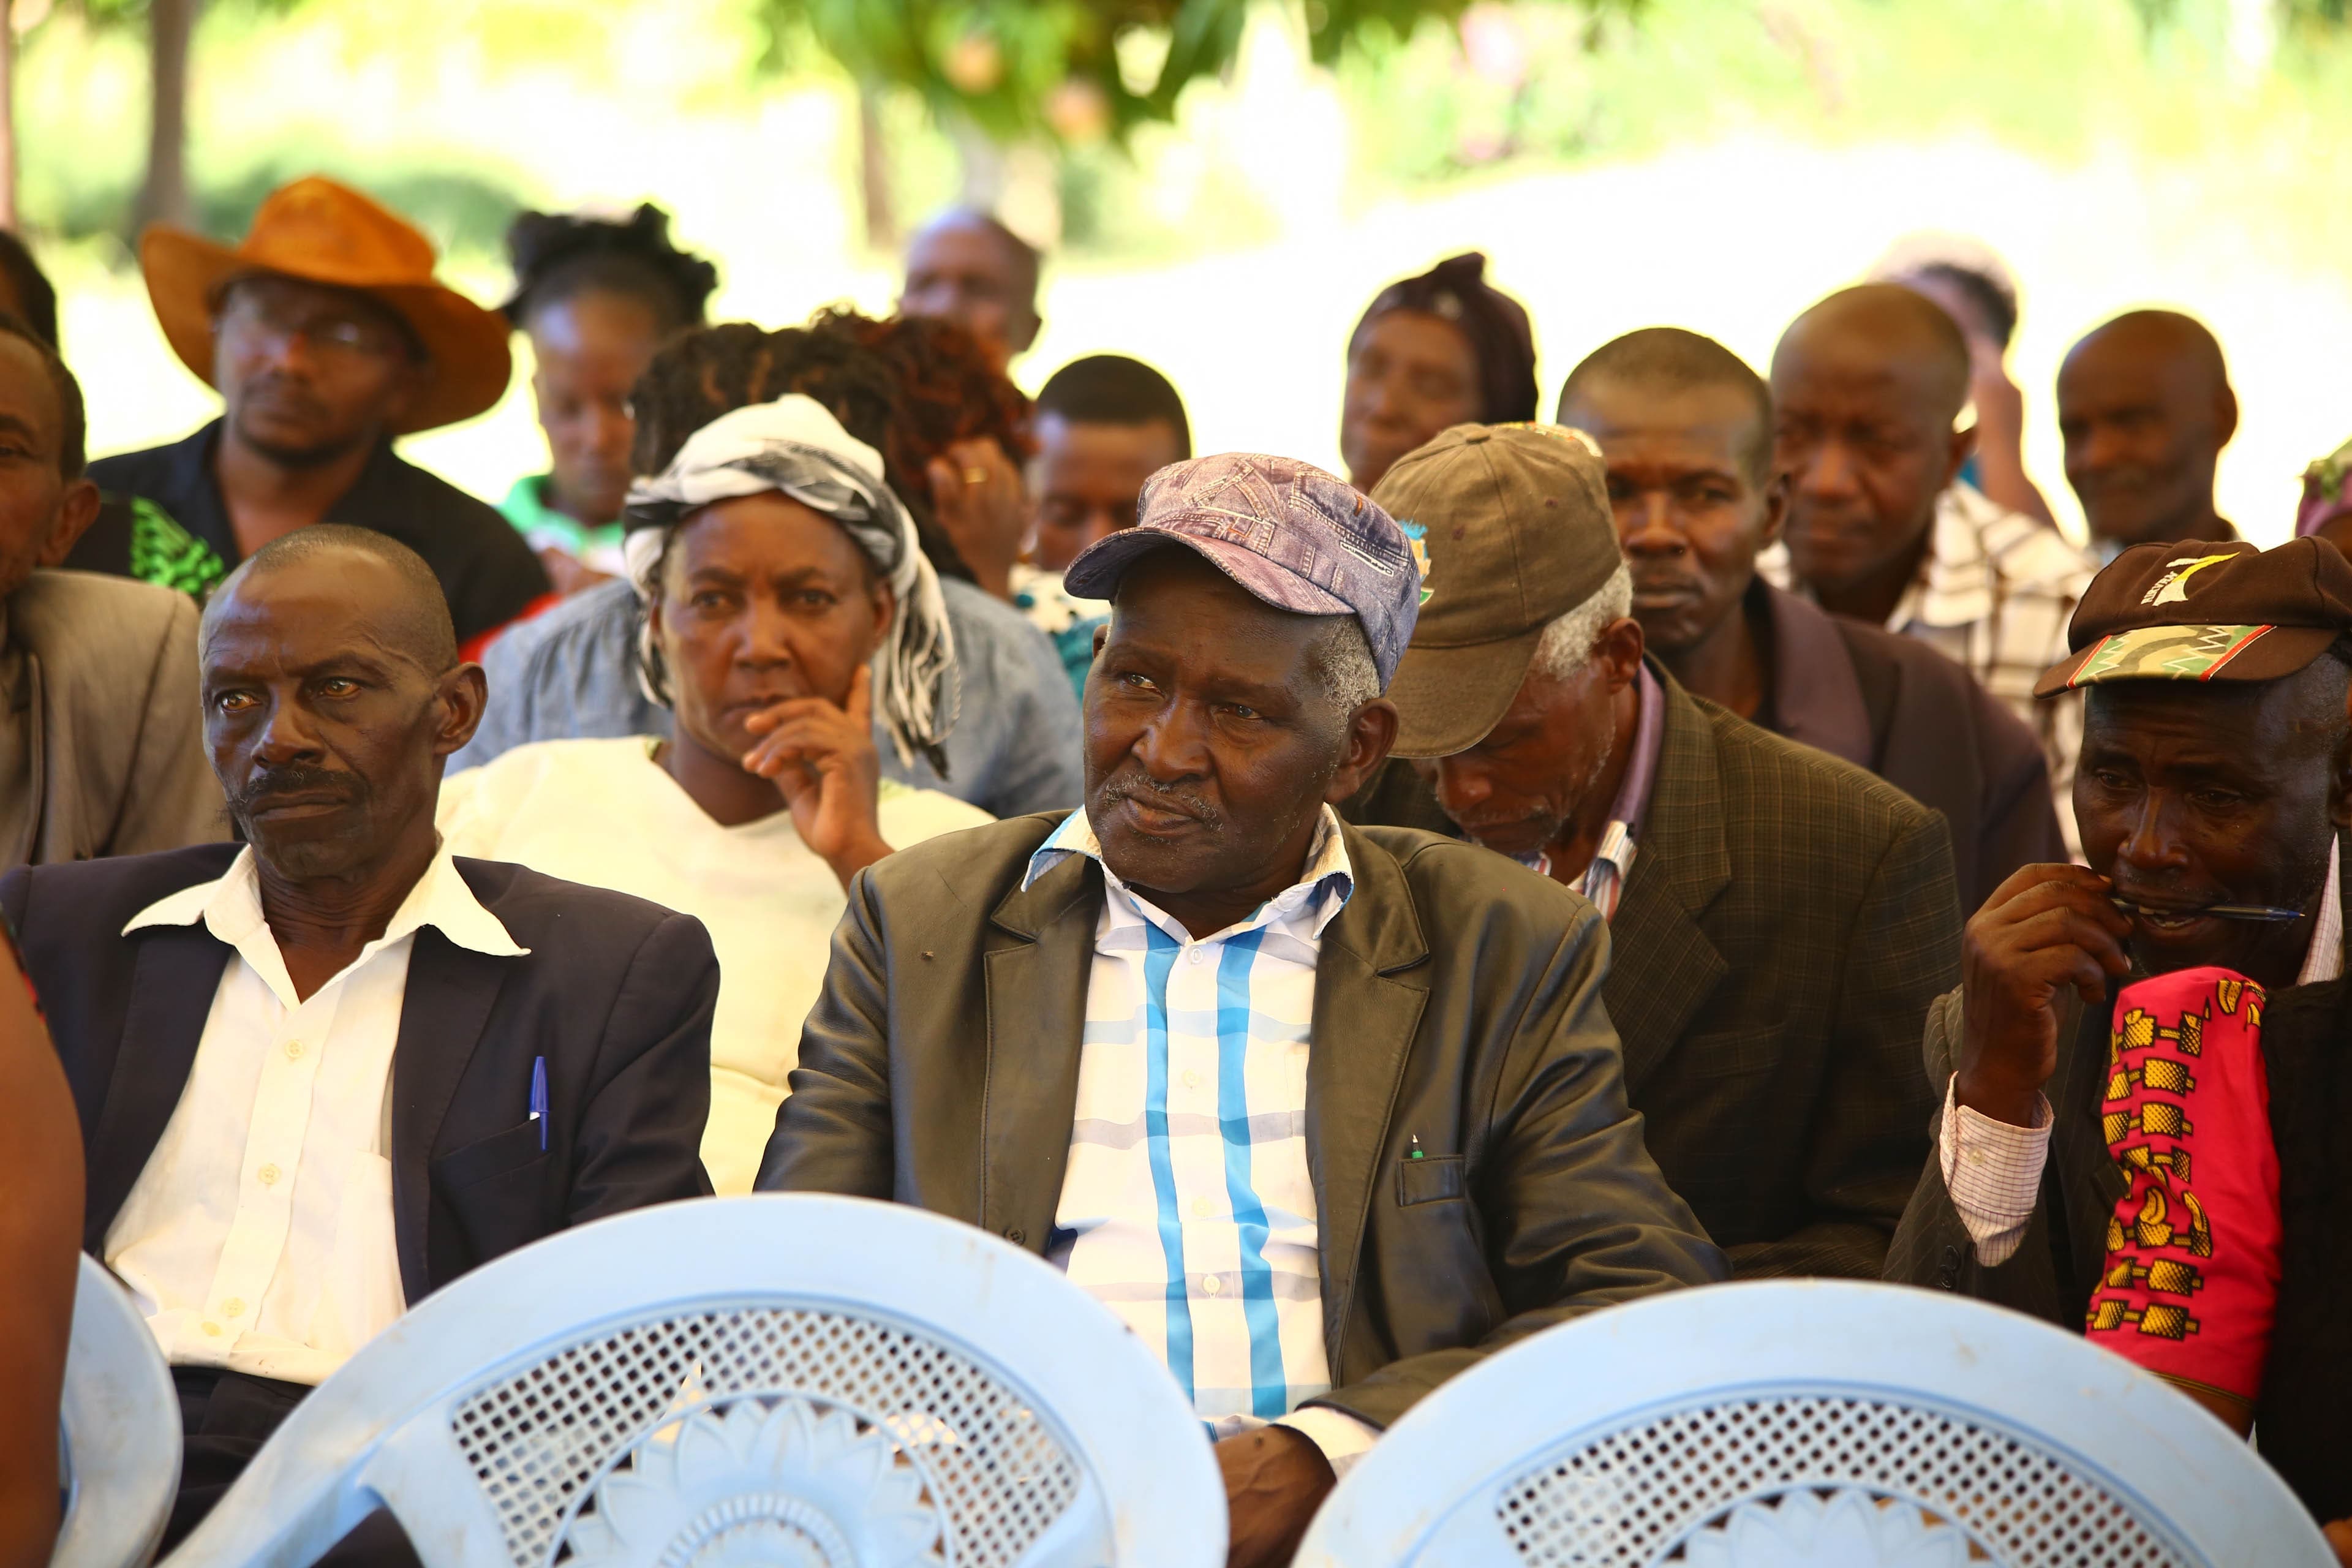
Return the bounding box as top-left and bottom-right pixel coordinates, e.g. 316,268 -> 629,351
1,570 -> 225,867
760,812 -> 1727,1432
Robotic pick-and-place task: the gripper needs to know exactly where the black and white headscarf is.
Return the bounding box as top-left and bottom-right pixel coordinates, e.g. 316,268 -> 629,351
620,394 -> 959,773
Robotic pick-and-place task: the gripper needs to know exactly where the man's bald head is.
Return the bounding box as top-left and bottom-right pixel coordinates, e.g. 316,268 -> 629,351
198,524 -> 483,884
1772,283 -> 1972,425
899,208 -> 1043,367
204,524 -> 457,674
2059,309 -> 2238,549
1770,285 -> 1978,609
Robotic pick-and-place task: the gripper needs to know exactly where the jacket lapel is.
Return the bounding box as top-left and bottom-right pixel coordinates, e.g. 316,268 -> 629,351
84,926 -> 232,1251
9,644 -> 43,867
1607,678 -> 1732,1096
1306,824 -> 1430,1371
388,930 -> 510,1300
978,846 -> 1101,1249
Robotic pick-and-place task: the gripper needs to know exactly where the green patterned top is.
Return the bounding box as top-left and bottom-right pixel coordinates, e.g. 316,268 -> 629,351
124,495 -> 228,598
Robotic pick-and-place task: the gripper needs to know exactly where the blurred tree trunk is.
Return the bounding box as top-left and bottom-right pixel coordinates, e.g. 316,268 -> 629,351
0,18 -> 17,230
856,81 -> 895,253
133,0 -> 199,235
950,115 -> 1004,210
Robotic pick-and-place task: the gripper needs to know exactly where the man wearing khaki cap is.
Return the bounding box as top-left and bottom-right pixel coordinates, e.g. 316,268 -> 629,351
1887,538 -> 2352,1534
1371,422 -> 1962,1280
763,451 -> 1722,1565
78,176 -> 549,645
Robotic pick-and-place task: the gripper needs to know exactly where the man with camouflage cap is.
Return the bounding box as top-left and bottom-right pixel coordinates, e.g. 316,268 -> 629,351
762,451 -> 1722,1565
1887,537 -> 2352,1534
1372,421 -> 1962,1281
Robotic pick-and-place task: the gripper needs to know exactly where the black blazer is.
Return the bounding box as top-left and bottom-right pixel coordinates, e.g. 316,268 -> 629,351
1,843 -> 717,1303
758,813 -> 1727,1433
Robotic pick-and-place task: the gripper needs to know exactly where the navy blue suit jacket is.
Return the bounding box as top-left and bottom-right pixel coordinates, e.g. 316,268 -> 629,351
1,843 -> 716,1302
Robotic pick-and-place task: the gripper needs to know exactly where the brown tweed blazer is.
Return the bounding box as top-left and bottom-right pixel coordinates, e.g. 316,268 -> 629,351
1611,673 -> 1961,1280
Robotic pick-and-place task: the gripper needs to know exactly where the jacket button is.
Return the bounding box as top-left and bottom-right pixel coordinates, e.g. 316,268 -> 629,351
1937,1243 -> 1961,1289
1004,1227 -> 1025,1246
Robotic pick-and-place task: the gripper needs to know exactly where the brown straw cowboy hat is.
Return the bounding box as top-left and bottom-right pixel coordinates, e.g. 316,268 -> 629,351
140,175 -> 512,434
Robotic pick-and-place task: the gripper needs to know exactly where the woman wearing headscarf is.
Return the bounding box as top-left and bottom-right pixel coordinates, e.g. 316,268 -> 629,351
438,393 -> 990,1194
1339,251 -> 1539,494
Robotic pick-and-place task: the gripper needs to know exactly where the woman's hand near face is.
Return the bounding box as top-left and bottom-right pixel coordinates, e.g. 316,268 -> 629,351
740,665 -> 894,890
927,436 -> 1028,602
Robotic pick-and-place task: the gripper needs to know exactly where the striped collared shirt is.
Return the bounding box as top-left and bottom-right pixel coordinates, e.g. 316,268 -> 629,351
1766,483 -> 2095,857
1025,805 -> 1371,1460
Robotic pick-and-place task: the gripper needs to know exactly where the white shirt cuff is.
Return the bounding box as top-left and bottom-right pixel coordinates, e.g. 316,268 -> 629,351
1936,1072 -> 2053,1267
1275,1404 -> 1381,1477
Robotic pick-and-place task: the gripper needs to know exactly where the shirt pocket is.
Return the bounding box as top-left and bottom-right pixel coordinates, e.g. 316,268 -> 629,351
1396,1153 -> 1466,1207
434,1118 -> 549,1192
432,1119 -> 554,1267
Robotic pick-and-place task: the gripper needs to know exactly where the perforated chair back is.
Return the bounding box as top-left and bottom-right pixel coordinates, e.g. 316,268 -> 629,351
53,1255 -> 181,1568
162,1195 -> 1223,1568
1296,1278 -> 2330,1567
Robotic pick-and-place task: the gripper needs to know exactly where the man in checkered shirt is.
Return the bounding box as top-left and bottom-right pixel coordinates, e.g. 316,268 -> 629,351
1767,283 -> 2095,856
761,452 -> 1724,1565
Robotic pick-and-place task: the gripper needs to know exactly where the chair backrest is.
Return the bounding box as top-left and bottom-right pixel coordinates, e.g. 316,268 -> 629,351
164,1194 -> 1224,1568
1295,1278 -> 2332,1568
53,1255 -> 181,1568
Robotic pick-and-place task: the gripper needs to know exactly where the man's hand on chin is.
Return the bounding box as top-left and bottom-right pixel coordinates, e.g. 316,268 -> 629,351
1216,1425 -> 1336,1568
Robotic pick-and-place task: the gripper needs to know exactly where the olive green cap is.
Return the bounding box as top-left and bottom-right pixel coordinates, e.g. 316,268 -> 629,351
1369,421 -> 1620,758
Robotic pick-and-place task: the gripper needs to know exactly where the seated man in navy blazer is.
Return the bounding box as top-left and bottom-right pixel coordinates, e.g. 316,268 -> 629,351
0,526 -> 717,1559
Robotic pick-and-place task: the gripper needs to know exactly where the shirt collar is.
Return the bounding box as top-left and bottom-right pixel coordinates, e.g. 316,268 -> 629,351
124,840 -> 530,959
1890,484 -> 1998,633
1022,804 -> 1355,939
2297,834 -> 2343,986
1607,662 -> 1668,843
170,419 -> 415,560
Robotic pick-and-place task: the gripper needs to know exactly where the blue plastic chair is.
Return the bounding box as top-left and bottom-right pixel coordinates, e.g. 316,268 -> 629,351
1296,1277 -> 2331,1567
163,1194 -> 1224,1568
53,1256 -> 180,1568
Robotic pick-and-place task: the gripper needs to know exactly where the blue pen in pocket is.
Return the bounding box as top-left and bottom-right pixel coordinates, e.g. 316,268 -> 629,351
529,1056 -> 548,1152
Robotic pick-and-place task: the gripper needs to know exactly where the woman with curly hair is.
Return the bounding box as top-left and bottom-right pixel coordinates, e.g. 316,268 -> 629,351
452,310 -> 1083,821
499,204 -> 718,593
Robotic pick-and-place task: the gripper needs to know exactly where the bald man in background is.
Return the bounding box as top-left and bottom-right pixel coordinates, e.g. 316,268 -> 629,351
897,208 -> 1042,372
1766,284 -> 2094,854
2059,309 -> 2239,562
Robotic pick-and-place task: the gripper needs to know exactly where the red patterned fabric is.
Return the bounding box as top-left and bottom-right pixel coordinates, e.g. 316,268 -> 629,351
2086,967 -> 2282,1411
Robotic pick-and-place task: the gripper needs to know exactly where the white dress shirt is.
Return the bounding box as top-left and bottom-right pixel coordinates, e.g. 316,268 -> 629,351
1027,805 -> 1379,1474
1939,838 -> 2343,1265
104,842 -> 529,1385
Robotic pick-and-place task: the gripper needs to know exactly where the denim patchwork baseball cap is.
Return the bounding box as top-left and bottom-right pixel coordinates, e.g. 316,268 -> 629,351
1063,452 -> 1425,688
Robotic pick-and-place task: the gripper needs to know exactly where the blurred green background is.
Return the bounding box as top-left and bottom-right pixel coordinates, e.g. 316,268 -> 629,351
12,0 -> 2352,540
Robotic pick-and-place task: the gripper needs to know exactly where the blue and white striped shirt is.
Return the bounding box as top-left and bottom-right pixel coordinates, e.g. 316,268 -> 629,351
1025,805 -> 1377,1467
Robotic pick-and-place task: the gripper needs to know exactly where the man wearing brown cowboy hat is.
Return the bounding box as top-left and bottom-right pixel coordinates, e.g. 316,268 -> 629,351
76,176 -> 549,646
